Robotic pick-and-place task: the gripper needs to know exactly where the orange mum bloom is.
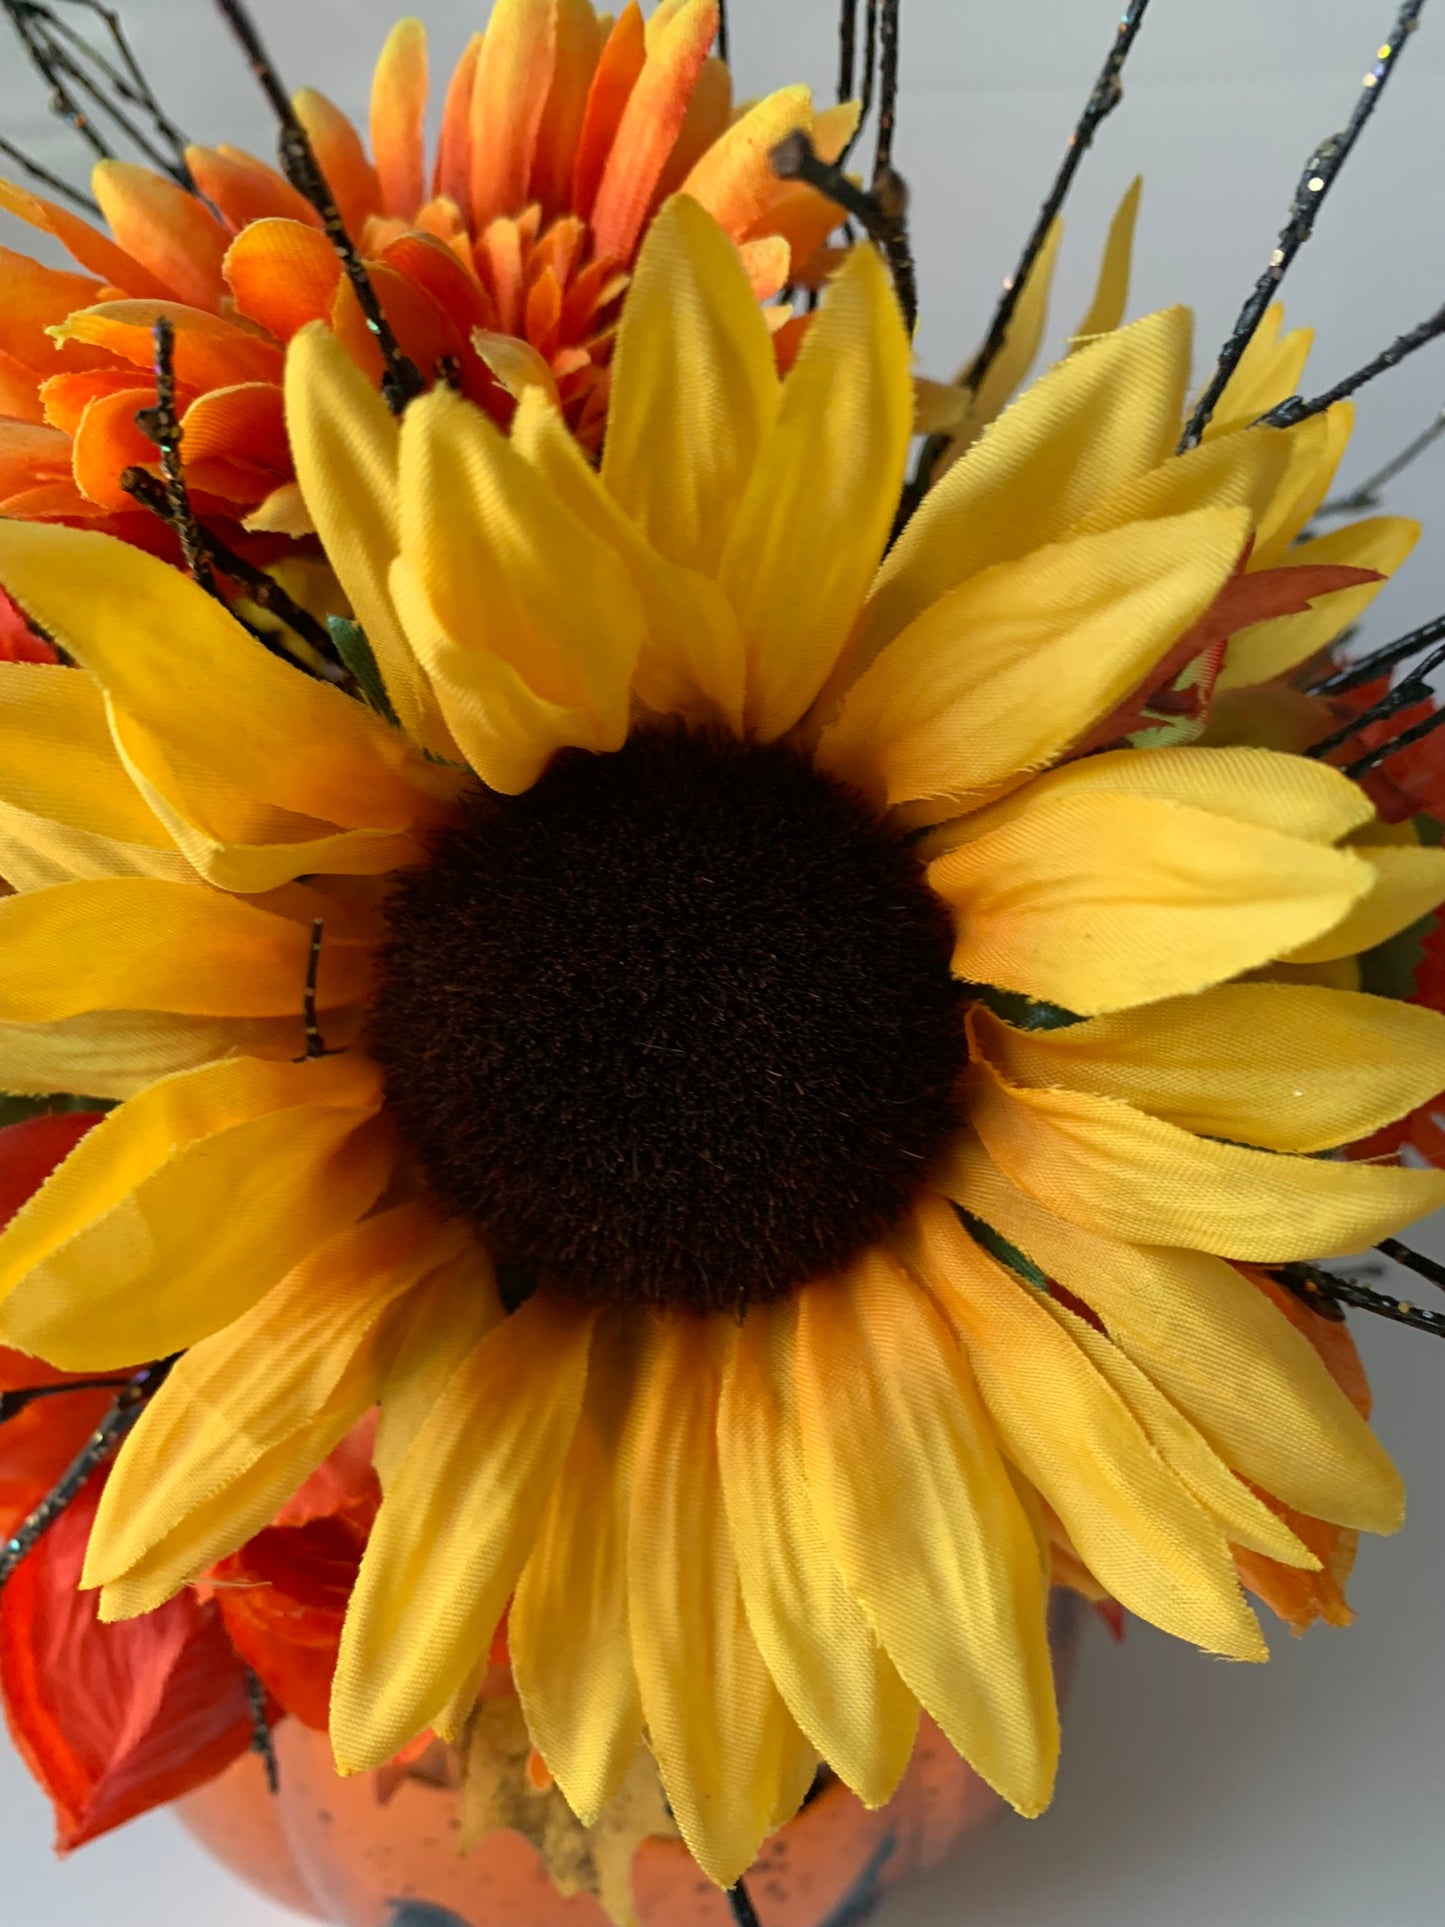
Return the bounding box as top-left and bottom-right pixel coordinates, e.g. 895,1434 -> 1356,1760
0,0 -> 851,536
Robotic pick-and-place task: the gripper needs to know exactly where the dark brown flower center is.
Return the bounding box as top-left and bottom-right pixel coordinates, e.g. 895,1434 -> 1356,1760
372,729 -> 966,1314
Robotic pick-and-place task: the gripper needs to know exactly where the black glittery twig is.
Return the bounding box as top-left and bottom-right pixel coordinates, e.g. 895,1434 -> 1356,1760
133,315 -> 216,593
872,0 -> 902,179
716,0 -> 729,66
1180,0 -> 1429,449
1274,1263 -> 1445,1340
1316,403 -> 1445,518
245,1668 -> 281,1794
1304,666 -> 1437,760
296,918 -> 343,1061
118,464 -> 347,680
211,0 -> 423,414
1342,699 -> 1445,779
1377,1236 -> 1445,1298
771,129 -> 917,335
0,131 -> 100,210
0,1377 -> 132,1425
837,0 -> 879,166
1307,610 -> 1445,696
838,0 -> 860,101
1260,301 -> 1445,430
727,1879 -> 764,1927
0,1358 -> 177,1591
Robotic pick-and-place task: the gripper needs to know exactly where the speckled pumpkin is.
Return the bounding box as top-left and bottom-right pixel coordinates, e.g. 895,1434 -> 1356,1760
177,1601 -> 1083,1927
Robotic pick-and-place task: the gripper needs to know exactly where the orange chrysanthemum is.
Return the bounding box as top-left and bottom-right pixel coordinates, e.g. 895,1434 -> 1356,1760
0,0 -> 851,536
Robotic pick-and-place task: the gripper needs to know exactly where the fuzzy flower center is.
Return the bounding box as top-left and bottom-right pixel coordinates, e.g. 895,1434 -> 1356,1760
372,730 -> 967,1313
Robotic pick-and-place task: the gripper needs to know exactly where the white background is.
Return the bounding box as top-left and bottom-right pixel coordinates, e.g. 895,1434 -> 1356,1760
2,2 -> 1444,1923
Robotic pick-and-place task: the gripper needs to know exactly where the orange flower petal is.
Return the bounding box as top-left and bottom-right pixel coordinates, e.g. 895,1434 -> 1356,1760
91,162 -> 229,311
0,248 -> 109,375
531,0 -> 605,221
330,263 -> 464,391
0,177 -> 169,297
469,0 -> 558,231
571,3 -> 647,222
0,349 -> 45,423
180,383 -> 289,473
184,145 -> 320,233
70,387 -> 158,509
371,19 -> 429,221
0,422 -> 73,495
738,235 -> 792,302
55,301 -> 285,389
224,220 -> 343,341
40,368 -> 166,438
294,89 -> 383,236
475,217 -> 529,337
653,51 -> 732,203
0,480 -> 109,520
380,233 -> 494,338
681,85 -> 813,240
433,34 -> 483,212
591,0 -> 718,264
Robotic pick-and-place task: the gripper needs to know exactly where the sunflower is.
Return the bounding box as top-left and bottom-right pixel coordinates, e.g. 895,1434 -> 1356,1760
0,0 -> 845,531
0,196 -> 1443,1890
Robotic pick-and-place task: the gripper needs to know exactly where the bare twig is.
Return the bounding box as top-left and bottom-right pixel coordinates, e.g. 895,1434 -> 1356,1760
716,0 -> 729,66
1275,1263 -> 1445,1340
728,1879 -> 764,1927
1180,1 -> 1429,449
133,316 -> 216,592
245,1668 -> 281,1794
1342,700 -> 1445,779
772,129 -> 917,334
1307,610 -> 1445,696
0,131 -> 99,210
1316,403 -> 1445,517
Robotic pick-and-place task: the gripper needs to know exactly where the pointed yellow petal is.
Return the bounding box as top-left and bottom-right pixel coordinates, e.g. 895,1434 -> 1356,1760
1072,176 -> 1141,345
966,1044 -> 1445,1260
718,1300 -> 918,1810
1068,425 -> 1293,538
723,244 -> 912,741
332,1290 -> 593,1773
0,1053 -> 392,1368
941,1138 -> 1405,1533
1217,517 -> 1420,690
512,1314 -> 646,1826
602,195 -> 778,580
1250,403 -> 1353,564
394,385 -> 641,787
929,792 -> 1371,1014
512,388 -> 747,730
795,1252 -> 1059,1817
1204,305 -> 1312,435
0,521 -> 438,830
856,308 -> 1193,674
815,508 -> 1249,809
0,878 -> 373,1020
284,323 -> 455,754
373,1243 -> 504,1489
939,218 -> 1061,463
1286,842 -> 1445,964
910,1198 -> 1268,1659
969,985 -> 1445,1154
0,1009 -> 327,1101
628,1314 -> 811,1888
85,1203 -> 463,1609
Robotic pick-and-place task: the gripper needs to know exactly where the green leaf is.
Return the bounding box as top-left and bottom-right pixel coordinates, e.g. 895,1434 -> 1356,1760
971,985 -> 1083,1030
1359,906 -> 1438,1003
954,1205 -> 1047,1289
328,617 -> 400,728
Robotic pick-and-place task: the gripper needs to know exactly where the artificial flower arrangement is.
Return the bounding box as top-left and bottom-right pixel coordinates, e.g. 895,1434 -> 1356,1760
2,1 -> 1445,1923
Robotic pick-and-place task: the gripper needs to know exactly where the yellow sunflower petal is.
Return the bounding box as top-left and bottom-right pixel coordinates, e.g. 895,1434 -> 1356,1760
941,1137 -> 1405,1532
965,1048 -> 1445,1260
284,322 -> 455,754
718,1299 -> 918,1810
0,1009 -> 329,1102
1285,842 -> 1445,965
602,194 -> 778,579
332,1289 -> 594,1773
855,308 -> 1193,673
85,1203 -> 463,1610
393,385 -> 642,785
814,507 -> 1249,809
1250,404 -> 1353,564
1073,176 -> 1141,345
938,217 -> 1061,463
1217,517 -> 1420,691
969,986 -> 1445,1154
1203,305 -> 1312,435
722,244 -> 913,741
928,792 -> 1372,1014
0,663 -> 191,889
512,1314 -> 646,1826
511,388 -> 747,730
0,522 -> 438,830
1068,424 -> 1293,537
795,1251 -> 1058,1817
628,1312 -> 813,1888
373,1244 -> 505,1489
0,1053 -> 392,1368
909,1197 -> 1267,1659
0,878 -> 373,1021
